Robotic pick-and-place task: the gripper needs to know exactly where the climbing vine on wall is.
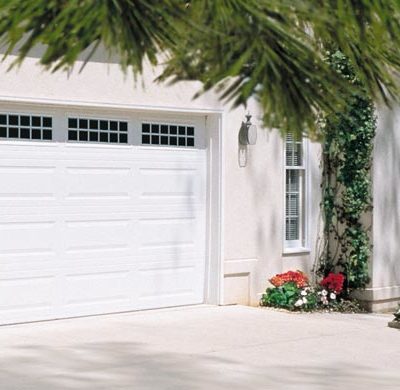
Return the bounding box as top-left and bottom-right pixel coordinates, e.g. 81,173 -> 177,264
317,51 -> 376,291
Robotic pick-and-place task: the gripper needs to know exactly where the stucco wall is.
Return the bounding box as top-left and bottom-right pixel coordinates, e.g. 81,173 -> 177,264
0,55 -> 223,112
0,54 -> 322,307
364,105 -> 400,311
221,102 -> 322,305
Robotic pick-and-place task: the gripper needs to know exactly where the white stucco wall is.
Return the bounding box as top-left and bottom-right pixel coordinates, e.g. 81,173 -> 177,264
366,105 -> 400,311
221,102 -> 322,305
0,54 -> 322,307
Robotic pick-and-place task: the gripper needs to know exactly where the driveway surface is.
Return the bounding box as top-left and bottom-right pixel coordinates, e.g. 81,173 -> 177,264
0,305 -> 398,389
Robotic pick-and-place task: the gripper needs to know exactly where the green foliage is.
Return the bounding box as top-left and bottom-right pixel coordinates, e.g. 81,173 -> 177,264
261,282 -> 318,312
324,298 -> 366,314
0,0 -> 181,73
1,1 -> 400,135
317,51 -> 375,290
161,1 -> 400,136
394,305 -> 400,322
261,282 -> 299,309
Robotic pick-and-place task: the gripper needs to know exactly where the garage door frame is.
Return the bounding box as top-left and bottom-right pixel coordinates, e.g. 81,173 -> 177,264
0,98 -> 225,323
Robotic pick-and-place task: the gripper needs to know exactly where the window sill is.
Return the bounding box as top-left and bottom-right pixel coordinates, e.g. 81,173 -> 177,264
283,247 -> 311,255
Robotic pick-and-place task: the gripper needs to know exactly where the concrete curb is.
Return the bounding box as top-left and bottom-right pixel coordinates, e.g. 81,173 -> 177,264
388,320 -> 400,329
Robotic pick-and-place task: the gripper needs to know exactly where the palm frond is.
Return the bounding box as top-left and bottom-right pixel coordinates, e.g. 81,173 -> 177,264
0,1 -> 400,136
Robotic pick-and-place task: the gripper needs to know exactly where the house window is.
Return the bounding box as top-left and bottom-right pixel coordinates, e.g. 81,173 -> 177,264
141,122 -> 195,148
0,113 -> 52,140
68,117 -> 128,144
284,133 -> 307,249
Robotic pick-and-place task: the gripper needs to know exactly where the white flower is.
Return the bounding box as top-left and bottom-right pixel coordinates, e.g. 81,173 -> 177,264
330,293 -> 336,300
294,299 -> 304,307
321,289 -> 328,296
322,298 -> 329,305
302,297 -> 308,304
301,290 -> 307,296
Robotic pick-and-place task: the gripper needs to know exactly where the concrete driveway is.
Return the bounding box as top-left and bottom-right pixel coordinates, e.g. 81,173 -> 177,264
0,305 -> 398,390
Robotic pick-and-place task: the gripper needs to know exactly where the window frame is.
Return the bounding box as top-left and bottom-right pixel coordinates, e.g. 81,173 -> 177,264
140,121 -> 196,148
0,112 -> 53,142
67,116 -> 129,145
283,133 -> 309,252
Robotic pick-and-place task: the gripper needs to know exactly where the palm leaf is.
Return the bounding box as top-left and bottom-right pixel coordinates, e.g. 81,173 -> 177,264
0,1 -> 400,135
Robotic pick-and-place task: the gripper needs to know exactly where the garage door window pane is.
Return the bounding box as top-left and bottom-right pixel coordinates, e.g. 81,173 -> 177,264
0,113 -> 53,141
68,117 -> 128,144
141,122 -> 195,148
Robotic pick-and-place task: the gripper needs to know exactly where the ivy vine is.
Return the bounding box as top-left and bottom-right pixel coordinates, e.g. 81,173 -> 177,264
316,51 -> 376,291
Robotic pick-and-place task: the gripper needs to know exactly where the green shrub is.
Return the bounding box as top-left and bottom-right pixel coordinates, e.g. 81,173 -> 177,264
394,305 -> 400,322
317,50 -> 375,291
261,282 -> 298,309
261,282 -> 318,311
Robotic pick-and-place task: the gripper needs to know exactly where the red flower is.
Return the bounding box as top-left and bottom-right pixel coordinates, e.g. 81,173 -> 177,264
269,270 -> 309,288
320,273 -> 345,294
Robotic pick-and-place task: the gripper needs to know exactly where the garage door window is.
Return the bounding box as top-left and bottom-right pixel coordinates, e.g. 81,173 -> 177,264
68,117 -> 128,144
0,113 -> 52,140
141,122 -> 195,147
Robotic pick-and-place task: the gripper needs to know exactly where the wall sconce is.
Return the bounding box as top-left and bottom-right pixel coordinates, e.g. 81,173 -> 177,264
239,113 -> 257,145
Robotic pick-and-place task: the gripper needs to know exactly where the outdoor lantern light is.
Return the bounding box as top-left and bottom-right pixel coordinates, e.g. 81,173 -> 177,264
239,113 -> 257,145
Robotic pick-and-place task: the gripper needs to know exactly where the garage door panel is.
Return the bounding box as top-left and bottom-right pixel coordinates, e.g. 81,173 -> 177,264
63,144 -> 133,161
0,112 -> 207,325
64,217 -> 131,254
0,220 -> 57,257
0,175 -> 56,200
65,184 -> 131,201
0,250 -> 57,271
0,161 -> 56,174
138,244 -> 196,258
0,157 -> 58,209
65,162 -> 132,196
63,269 -> 132,305
137,261 -> 204,304
0,271 -> 57,324
0,205 -> 205,216
0,142 -> 59,157
0,215 -> 57,271
138,219 -> 197,246
139,165 -> 204,199
135,147 -> 206,159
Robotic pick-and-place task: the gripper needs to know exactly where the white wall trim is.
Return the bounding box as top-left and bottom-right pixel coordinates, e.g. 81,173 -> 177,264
219,112 -> 226,305
283,247 -> 311,255
282,135 -> 310,252
0,95 -> 224,115
304,138 -> 311,250
204,112 -> 224,306
223,258 -> 258,306
352,285 -> 400,302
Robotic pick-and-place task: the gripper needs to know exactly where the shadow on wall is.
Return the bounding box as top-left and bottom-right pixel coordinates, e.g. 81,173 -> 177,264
0,342 -> 398,389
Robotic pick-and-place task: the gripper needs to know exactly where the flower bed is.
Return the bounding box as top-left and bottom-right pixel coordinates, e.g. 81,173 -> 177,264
261,270 -> 363,313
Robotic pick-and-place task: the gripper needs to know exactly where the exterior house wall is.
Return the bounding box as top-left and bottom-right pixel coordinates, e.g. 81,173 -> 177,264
357,104 -> 400,311
222,103 -> 322,305
0,53 -> 322,309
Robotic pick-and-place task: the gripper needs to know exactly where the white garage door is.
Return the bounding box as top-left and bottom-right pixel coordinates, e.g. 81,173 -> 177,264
0,110 -> 207,325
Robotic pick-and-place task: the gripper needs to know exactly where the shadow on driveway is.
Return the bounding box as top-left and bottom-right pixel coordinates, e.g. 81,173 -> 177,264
1,340 -> 399,389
